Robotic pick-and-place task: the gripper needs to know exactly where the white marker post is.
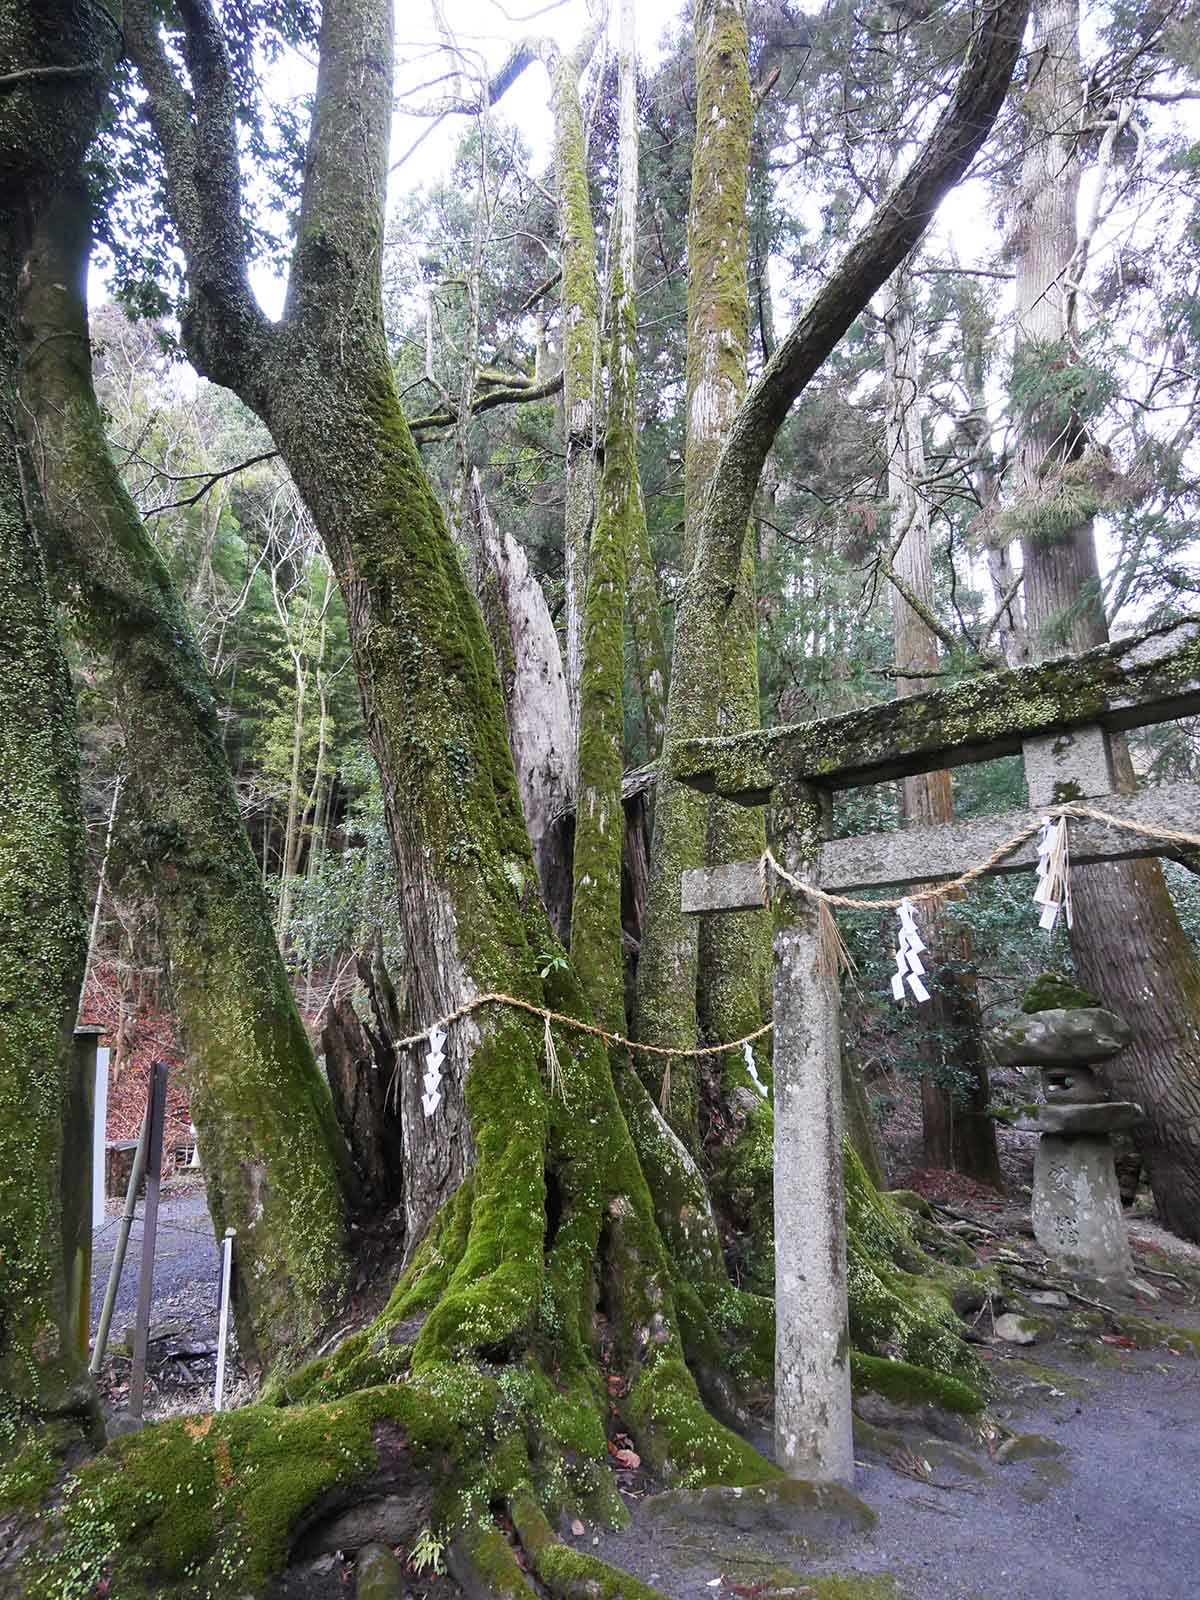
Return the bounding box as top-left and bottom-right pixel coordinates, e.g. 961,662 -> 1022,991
214,1228 -> 236,1411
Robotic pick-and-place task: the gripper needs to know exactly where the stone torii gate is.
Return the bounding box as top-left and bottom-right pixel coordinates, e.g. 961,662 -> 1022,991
669,618 -> 1200,1487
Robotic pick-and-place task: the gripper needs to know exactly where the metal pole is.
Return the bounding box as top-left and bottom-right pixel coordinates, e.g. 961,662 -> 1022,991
89,1101 -> 151,1376
128,1060 -> 169,1423
214,1229 -> 236,1411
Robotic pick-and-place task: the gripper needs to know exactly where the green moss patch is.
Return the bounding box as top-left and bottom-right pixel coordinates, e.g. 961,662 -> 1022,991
1022,972 -> 1098,1012
850,1353 -> 983,1415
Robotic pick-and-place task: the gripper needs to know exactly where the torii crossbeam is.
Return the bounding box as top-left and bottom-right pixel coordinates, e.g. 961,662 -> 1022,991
669,619 -> 1200,1486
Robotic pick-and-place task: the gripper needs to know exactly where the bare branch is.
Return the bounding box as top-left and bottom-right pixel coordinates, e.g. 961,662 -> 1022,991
0,62 -> 104,90
518,267 -> 562,314
409,368 -> 564,436
143,450 -> 280,518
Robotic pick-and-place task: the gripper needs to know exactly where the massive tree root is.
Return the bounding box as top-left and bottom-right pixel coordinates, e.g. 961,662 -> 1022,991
0,1010 -> 985,1598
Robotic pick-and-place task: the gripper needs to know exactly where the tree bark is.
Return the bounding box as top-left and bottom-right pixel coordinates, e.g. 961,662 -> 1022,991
540,28 -> 603,730
122,0 -> 784,1493
570,0 -> 640,1037
0,8 -> 1019,1583
1012,0 -> 1200,1240
639,0 -> 769,1150
882,260 -> 1001,1187
18,188 -> 355,1369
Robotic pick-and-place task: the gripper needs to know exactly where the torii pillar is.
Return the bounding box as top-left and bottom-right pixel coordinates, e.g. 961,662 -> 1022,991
682,776 -> 853,1486
764,778 -> 854,1484
673,618 -> 1200,1489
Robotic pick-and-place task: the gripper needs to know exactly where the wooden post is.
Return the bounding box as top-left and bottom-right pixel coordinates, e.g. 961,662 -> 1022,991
129,1060 -> 169,1424
67,1025 -> 105,1362
771,781 -> 853,1485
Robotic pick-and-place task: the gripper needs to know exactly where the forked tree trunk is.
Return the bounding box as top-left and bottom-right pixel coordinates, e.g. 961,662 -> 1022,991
123,0 -> 778,1487
0,4 -> 1027,1588
19,191 -> 355,1369
1012,0 -> 1200,1239
882,261 -> 1001,1187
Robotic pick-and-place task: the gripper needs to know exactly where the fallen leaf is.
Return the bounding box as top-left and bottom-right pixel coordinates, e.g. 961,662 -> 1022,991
570,1520 -> 585,1538
1100,1334 -> 1138,1349
612,1447 -> 640,1469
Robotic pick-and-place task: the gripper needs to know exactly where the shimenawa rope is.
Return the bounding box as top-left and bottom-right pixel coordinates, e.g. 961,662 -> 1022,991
387,802 -> 1200,1082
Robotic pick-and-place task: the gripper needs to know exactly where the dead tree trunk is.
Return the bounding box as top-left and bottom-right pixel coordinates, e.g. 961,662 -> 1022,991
470,470 -> 574,939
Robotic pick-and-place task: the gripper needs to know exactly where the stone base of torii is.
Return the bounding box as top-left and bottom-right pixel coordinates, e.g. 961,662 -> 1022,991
671,619 -> 1200,1485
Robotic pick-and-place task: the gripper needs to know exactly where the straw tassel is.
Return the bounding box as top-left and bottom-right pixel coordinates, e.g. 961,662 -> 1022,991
817,897 -> 857,986
543,1012 -> 566,1103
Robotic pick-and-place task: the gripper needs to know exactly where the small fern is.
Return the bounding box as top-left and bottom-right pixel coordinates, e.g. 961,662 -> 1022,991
409,1526 -> 447,1576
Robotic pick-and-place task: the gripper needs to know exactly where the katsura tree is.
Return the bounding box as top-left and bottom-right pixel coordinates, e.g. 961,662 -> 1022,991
1,0 -> 1028,1591
1003,0 -> 1200,1237
18,185 -> 356,1372
0,0 -> 119,1457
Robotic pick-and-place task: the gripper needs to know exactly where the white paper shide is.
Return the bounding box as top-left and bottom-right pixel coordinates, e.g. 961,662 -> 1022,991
1034,816 -> 1073,932
743,1039 -> 769,1099
891,897 -> 930,1004
422,1024 -> 447,1117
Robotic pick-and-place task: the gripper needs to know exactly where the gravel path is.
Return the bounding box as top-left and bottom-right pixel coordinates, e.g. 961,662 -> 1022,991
90,1183 -> 220,1341
92,1182 -> 1200,1600
592,1339 -> 1200,1600
89,1181 -> 233,1416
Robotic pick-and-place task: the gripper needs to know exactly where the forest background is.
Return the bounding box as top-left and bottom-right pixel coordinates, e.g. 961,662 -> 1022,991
78,0 -> 1200,1187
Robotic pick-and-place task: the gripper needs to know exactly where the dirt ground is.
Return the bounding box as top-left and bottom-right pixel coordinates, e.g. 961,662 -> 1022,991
91,1123 -> 1200,1600
587,1226 -> 1200,1600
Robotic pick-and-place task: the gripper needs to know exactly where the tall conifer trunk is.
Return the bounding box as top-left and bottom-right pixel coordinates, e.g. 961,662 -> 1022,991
882,264 -> 1001,1186
1012,0 -> 1200,1239
571,0 -> 641,1037
541,29 -> 603,729
639,0 -> 769,1152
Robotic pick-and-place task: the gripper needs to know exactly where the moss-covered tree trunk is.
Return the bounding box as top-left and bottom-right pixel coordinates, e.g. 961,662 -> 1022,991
881,261 -> 1001,1187
0,5 -> 1037,1589
0,231 -> 93,1449
1012,0 -> 1200,1240
570,0 -> 640,1038
122,0 -> 783,1483
18,189 -> 354,1370
540,29 -> 603,731
639,0 -> 770,1154
0,0 -> 117,1456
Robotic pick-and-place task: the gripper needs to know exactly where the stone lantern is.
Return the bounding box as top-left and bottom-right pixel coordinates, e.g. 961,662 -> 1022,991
990,975 -> 1142,1289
